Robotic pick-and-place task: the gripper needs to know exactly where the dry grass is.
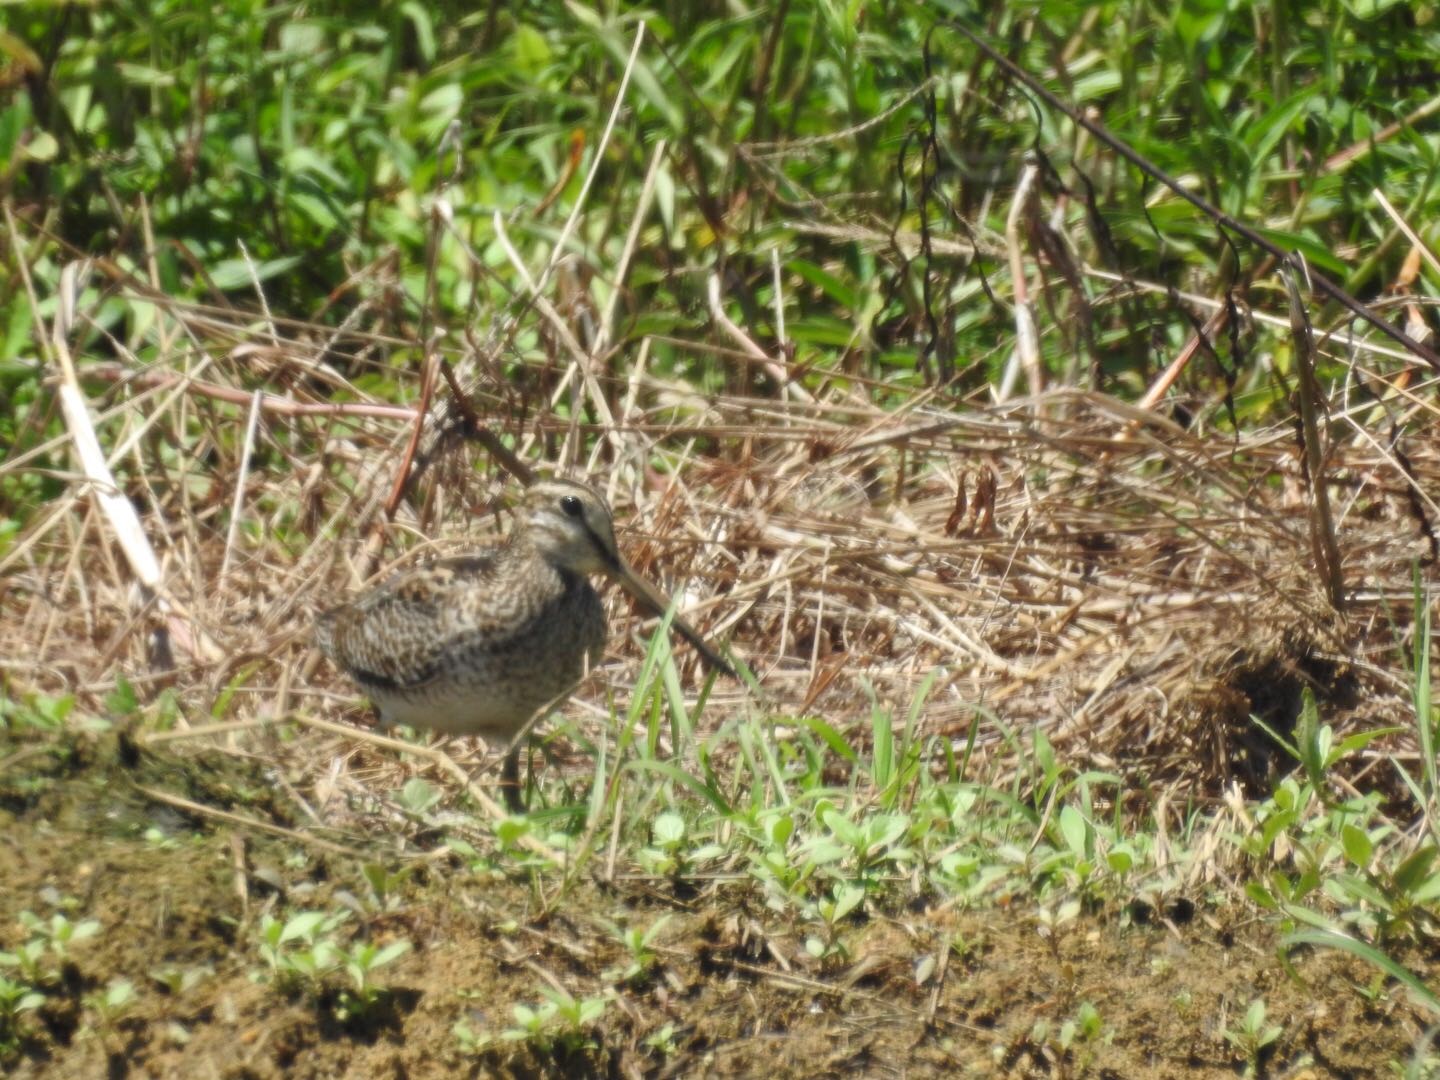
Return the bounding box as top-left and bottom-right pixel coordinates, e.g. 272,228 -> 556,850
5,251 -> 1440,839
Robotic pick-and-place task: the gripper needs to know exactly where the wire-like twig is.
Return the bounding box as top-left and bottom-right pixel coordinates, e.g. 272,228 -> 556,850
949,18 -> 1440,372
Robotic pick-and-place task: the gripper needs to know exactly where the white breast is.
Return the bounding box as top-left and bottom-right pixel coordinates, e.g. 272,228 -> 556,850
368,677 -> 576,742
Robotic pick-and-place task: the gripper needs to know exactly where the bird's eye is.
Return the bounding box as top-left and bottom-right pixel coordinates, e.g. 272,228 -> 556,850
560,494 -> 584,518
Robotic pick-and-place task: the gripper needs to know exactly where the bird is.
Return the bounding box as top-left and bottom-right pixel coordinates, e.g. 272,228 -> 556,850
313,477 -> 734,810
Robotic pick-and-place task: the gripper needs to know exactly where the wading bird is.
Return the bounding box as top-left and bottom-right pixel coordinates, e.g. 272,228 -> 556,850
314,478 -> 733,809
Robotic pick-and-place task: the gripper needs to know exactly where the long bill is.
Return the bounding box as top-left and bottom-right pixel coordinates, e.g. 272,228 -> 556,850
610,560 -> 737,679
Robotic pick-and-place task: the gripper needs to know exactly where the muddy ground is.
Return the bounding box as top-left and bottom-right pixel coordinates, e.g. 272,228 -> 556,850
1,729 -> 1434,1079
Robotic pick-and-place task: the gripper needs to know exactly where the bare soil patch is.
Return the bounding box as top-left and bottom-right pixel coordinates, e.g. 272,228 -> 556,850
2,731 -> 1432,1079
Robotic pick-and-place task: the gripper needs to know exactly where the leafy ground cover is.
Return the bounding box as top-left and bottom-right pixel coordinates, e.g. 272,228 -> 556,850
1,723 -> 1435,1078
5,1 -> 1440,1076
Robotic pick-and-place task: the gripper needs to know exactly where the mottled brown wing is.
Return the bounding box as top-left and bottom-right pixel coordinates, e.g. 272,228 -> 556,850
313,554 -> 509,691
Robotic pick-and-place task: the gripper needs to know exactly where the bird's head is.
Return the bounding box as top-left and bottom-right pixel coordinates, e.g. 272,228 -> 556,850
521,478 -> 622,576
520,476 -> 736,678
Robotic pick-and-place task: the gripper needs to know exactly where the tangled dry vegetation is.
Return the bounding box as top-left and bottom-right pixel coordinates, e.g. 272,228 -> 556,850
5,264 -> 1438,828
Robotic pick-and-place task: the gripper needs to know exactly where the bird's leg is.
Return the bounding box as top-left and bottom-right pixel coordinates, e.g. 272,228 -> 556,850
499,744 -> 525,813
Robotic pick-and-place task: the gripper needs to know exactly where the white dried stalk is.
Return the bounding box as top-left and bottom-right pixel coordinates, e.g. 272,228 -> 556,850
221,389 -> 265,581
998,160 -> 1039,403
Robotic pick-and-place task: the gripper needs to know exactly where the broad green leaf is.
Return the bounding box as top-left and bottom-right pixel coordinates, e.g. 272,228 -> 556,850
1393,846 -> 1439,895
788,259 -> 858,311
208,256 -> 304,293
400,2 -> 436,63
1339,824 -> 1372,869
1059,805 -> 1088,859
